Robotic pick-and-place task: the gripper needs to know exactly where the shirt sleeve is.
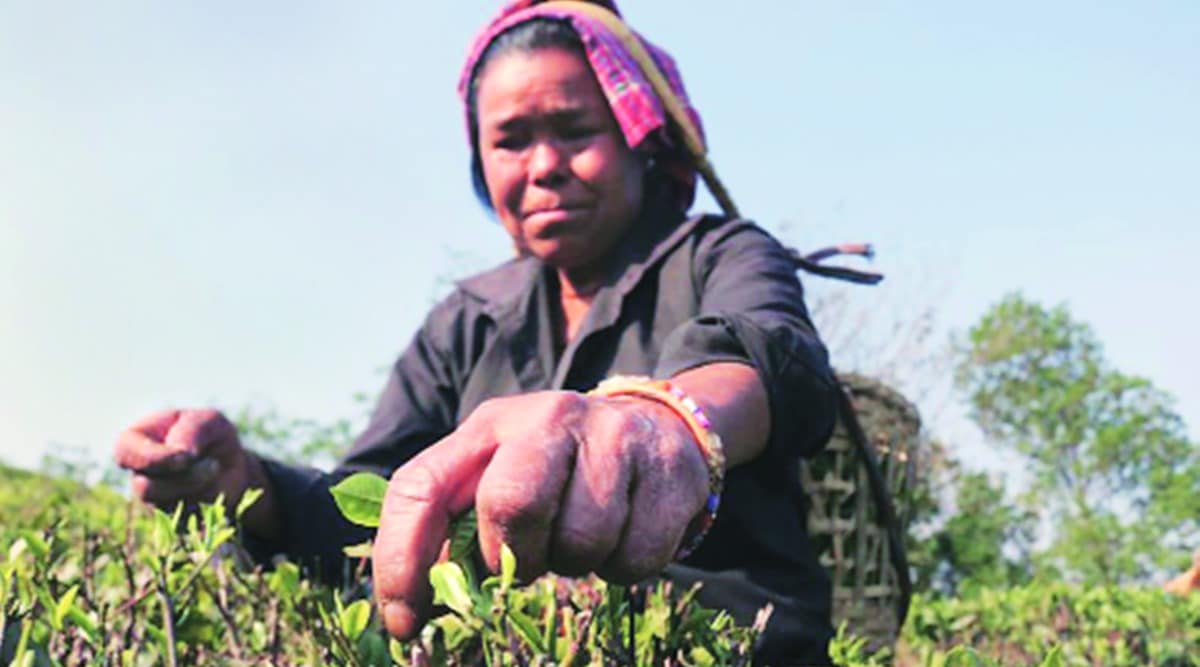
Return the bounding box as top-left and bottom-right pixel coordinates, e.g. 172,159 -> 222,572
243,292 -> 467,583
653,219 -> 839,465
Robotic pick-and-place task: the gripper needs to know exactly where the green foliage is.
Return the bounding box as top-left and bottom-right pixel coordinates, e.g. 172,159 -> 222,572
6,462 -> 1198,665
929,471 -> 1035,593
330,472 -> 390,529
901,583 -> 1200,666
904,440 -> 1035,595
0,463 -> 768,665
329,472 -> 766,665
956,292 -> 1200,583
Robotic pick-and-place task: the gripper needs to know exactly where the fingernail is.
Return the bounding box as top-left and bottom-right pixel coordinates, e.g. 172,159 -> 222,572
382,601 -> 417,639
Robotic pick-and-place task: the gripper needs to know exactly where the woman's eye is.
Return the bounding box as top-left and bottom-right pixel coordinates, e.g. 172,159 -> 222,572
493,135 -> 529,150
559,125 -> 598,141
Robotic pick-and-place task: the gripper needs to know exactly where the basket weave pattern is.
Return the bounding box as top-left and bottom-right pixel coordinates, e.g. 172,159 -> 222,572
800,373 -> 921,649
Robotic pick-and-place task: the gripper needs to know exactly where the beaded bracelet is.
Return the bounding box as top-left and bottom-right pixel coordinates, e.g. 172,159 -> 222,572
588,375 -> 725,560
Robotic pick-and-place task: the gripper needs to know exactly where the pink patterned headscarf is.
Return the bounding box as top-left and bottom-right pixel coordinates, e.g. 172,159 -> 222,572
458,0 -> 705,210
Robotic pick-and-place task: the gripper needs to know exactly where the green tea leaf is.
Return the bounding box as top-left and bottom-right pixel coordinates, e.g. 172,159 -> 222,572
429,561 -> 475,618
389,638 -> 409,666
432,614 -> 478,651
943,646 -> 993,667
236,487 -> 263,519
688,646 -> 716,667
499,541 -> 516,593
211,527 -> 236,551
339,599 -> 372,641
508,608 -> 547,654
68,606 -> 100,646
269,561 -> 301,597
449,508 -> 478,565
52,584 -> 79,630
1038,646 -> 1064,667
19,531 -> 50,559
330,472 -> 389,528
13,649 -> 35,667
343,540 -> 373,559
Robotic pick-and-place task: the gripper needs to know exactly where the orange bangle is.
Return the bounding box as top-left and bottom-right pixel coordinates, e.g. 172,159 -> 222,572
589,375 -> 724,559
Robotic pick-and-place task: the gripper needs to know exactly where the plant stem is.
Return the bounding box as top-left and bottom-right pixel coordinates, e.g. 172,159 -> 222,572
156,570 -> 178,667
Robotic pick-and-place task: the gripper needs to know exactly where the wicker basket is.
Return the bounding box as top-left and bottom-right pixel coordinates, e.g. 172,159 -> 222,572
800,373 -> 921,651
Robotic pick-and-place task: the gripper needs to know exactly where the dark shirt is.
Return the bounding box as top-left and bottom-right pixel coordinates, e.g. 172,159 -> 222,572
252,202 -> 839,664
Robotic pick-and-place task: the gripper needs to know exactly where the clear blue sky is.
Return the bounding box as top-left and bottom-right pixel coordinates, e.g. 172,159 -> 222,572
2,1 -> 1197,473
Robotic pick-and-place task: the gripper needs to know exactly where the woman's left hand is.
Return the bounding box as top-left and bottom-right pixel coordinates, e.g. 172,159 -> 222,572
371,390 -> 710,639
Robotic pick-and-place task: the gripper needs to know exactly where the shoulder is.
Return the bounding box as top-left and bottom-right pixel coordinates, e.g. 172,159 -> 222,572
396,258 -> 539,389
675,213 -> 797,272
415,256 -> 538,344
452,256 -> 540,311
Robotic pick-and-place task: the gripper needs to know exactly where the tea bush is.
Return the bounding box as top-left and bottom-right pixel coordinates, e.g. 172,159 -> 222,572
2,464 -> 1198,666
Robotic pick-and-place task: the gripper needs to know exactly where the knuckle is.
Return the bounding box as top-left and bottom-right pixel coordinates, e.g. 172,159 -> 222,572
554,524 -> 610,562
190,407 -> 222,422
470,397 -> 506,422
387,459 -> 443,505
550,390 -> 587,414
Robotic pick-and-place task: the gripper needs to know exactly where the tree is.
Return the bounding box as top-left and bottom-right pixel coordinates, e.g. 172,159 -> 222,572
956,292 -> 1200,584
929,471 -> 1034,592
904,435 -> 1035,595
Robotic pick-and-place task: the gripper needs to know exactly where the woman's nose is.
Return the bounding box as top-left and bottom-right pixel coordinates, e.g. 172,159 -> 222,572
528,141 -> 568,186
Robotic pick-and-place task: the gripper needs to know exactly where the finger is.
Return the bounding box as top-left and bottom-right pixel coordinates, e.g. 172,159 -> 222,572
115,410 -> 193,473
164,409 -> 239,463
475,429 -> 576,580
599,435 -> 707,584
548,412 -> 634,576
132,459 -> 221,507
130,409 -> 184,440
134,457 -> 220,487
373,429 -> 496,640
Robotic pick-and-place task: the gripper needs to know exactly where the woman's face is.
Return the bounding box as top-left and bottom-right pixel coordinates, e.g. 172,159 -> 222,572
475,47 -> 645,275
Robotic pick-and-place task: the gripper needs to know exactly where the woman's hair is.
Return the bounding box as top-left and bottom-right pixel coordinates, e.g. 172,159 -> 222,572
466,19 -> 587,209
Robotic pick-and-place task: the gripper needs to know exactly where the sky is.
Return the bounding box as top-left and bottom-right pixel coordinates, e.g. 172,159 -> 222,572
2,1 -> 1197,476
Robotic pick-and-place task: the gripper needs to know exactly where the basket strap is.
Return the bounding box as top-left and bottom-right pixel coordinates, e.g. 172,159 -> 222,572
541,1 -> 890,287
833,381 -> 913,626
538,0 -> 741,218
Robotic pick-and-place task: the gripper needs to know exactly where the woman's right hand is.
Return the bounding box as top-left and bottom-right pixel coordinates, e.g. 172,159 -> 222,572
114,408 -> 279,538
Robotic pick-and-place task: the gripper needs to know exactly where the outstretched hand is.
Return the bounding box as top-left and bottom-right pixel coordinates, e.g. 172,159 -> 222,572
113,408 -> 279,539
371,390 -> 710,639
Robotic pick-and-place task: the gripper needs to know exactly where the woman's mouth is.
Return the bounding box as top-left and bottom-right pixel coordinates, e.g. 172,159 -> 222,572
524,205 -> 590,227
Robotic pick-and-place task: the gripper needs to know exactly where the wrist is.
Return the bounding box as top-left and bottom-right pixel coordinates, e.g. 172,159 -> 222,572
589,375 -> 724,559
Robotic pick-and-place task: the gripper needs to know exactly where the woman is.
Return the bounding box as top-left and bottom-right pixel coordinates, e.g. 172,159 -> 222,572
114,1 -> 840,662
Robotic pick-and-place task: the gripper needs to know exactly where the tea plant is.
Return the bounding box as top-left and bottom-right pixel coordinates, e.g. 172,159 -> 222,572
4,462 -> 1198,666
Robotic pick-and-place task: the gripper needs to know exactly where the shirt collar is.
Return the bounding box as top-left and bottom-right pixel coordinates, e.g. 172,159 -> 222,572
456,195 -> 699,321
